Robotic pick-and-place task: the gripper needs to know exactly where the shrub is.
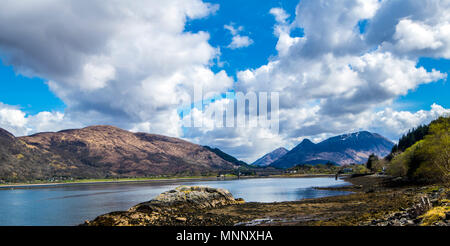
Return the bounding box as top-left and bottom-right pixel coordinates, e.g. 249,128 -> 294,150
387,143 -> 418,177
366,154 -> 378,171
420,206 -> 450,226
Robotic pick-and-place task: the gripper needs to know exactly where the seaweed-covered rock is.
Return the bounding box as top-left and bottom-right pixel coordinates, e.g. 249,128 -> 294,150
83,186 -> 244,226
131,186 -> 242,212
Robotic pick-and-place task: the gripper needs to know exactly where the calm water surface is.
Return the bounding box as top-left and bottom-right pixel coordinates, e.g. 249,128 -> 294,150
0,177 -> 350,226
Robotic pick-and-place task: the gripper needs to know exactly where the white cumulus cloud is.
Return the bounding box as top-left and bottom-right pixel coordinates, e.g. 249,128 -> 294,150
0,0 -> 230,138
0,103 -> 80,136
224,24 -> 254,49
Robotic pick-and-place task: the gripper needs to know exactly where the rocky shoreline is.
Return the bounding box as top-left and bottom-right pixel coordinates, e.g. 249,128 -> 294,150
84,175 -> 450,226
361,186 -> 449,226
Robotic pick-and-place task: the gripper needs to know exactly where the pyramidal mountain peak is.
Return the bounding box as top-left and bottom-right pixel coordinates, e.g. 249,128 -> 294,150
264,131 -> 395,168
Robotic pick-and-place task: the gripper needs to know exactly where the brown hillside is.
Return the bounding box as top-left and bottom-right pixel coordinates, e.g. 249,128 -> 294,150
0,126 -> 237,182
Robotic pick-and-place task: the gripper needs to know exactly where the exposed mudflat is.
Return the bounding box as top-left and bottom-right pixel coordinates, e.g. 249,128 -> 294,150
85,175 -> 450,226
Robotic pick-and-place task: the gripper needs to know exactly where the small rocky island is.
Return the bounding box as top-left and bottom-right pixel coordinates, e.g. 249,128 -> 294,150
83,186 -> 245,226
84,176 -> 450,226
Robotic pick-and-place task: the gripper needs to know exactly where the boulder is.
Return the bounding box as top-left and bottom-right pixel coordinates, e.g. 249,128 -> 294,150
84,186 -> 244,226
131,186 -> 244,213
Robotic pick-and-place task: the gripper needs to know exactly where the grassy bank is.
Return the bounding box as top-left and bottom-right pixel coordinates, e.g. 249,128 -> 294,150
0,174 -> 238,188
0,172 -> 345,188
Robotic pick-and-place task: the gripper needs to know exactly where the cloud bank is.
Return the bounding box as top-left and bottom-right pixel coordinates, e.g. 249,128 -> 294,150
0,0 -> 231,137
0,0 -> 449,162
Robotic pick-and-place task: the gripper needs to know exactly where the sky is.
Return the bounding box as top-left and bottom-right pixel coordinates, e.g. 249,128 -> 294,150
0,0 -> 449,162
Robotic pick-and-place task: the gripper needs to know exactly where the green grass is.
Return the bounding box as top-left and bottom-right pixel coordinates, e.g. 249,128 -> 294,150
0,174 -> 238,187
0,172 -> 340,187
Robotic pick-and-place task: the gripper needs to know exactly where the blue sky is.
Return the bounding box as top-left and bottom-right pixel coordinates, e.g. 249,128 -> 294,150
398,57 -> 449,111
0,64 -> 65,115
186,0 -> 300,75
0,0 -> 449,162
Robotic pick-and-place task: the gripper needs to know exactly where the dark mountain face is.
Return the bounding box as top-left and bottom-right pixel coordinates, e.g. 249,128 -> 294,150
203,146 -> 248,166
252,147 -> 288,166
0,126 -> 238,182
0,128 -> 14,140
271,131 -> 395,168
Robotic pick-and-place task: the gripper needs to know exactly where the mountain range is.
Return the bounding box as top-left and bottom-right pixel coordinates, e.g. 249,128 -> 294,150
0,126 -> 239,182
252,147 -> 288,167
0,126 -> 395,182
269,131 -> 395,168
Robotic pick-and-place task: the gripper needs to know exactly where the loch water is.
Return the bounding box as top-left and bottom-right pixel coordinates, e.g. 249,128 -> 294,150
0,177 -> 351,226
